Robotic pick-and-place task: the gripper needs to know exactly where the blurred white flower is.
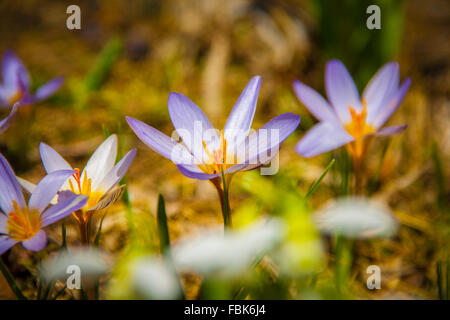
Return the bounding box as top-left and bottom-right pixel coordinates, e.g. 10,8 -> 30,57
40,247 -> 110,282
132,256 -> 182,300
315,197 -> 398,238
172,218 -> 285,278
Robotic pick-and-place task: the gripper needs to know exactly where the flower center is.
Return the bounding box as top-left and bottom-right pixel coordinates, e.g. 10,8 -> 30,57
344,99 -> 375,140
6,201 -> 42,242
68,168 -> 102,209
8,90 -> 23,105
199,130 -> 238,174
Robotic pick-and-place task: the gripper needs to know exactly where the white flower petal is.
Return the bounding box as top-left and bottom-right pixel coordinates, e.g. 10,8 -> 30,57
132,257 -> 182,300
82,134 -> 118,190
315,197 -> 398,238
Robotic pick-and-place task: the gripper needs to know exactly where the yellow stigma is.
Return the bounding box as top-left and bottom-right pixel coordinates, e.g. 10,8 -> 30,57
68,168 -> 102,209
6,201 -> 42,242
199,130 -> 237,174
344,99 -> 375,140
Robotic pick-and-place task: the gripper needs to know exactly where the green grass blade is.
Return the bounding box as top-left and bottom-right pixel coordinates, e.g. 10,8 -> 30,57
0,258 -> 27,300
52,285 -> 67,300
157,194 -> 186,299
61,222 -> 67,251
446,258 -> 449,300
94,213 -> 107,247
84,37 -> 122,92
431,141 -> 446,210
157,194 -> 171,254
437,260 -> 443,300
42,280 -> 54,300
305,158 -> 335,200
37,278 -> 43,300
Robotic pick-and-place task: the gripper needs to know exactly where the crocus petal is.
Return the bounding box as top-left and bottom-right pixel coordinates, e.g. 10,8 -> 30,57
35,77 -> 64,101
0,238 -> 17,255
28,170 -> 75,213
0,153 -> 26,214
325,59 -> 362,123
0,86 -> 11,107
22,230 -> 47,252
363,62 -> 399,122
375,124 -> 407,136
243,113 -> 301,165
39,142 -> 72,173
371,78 -> 411,128
96,148 -> 136,193
86,185 -> 125,212
16,177 -> 36,194
82,134 -> 118,190
176,164 -> 220,180
168,92 -> 218,161
2,50 -> 30,90
296,122 -> 354,157
293,80 -> 337,122
126,116 -> 195,165
223,76 -> 261,147
41,193 -> 87,227
0,213 -> 7,233
0,102 -> 19,134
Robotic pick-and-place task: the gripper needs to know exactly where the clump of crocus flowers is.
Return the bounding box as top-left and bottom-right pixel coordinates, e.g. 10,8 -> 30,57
0,50 -> 412,300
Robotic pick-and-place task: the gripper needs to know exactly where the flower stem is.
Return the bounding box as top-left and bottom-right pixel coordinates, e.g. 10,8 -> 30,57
78,219 -> 90,245
210,174 -> 232,229
353,159 -> 362,195
221,168 -> 232,229
0,257 -> 27,300
352,155 -> 364,196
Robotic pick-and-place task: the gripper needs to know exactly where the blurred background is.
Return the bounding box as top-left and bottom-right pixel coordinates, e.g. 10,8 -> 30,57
0,0 -> 448,299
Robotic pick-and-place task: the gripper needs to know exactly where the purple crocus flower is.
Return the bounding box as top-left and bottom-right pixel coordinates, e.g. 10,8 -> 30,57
0,102 -> 19,134
0,50 -> 63,107
0,154 -> 87,255
18,134 -> 136,223
294,60 -> 411,158
126,76 -> 300,181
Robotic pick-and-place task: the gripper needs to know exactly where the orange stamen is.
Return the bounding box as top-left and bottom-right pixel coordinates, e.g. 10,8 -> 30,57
72,168 -> 82,193
344,99 -> 374,140
6,201 -> 42,241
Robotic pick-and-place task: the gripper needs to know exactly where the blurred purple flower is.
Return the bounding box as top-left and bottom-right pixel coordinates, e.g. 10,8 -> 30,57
294,60 -> 411,158
126,76 -> 300,181
0,154 -> 87,254
0,50 -> 63,108
0,102 -> 19,134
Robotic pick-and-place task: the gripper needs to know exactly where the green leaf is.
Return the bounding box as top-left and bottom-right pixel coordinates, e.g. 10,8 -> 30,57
305,158 -> 335,200
432,141 -> 447,210
102,125 -> 111,139
0,258 -> 27,300
52,285 -> 67,300
94,212 -> 107,247
61,223 -> 67,251
157,194 -> 171,254
437,260 -> 443,300
157,194 -> 186,299
84,37 -> 122,92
